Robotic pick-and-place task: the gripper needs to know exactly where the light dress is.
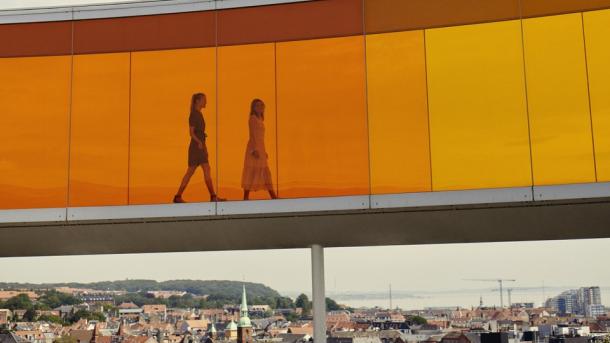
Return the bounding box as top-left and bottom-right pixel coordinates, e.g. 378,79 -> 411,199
241,114 -> 273,191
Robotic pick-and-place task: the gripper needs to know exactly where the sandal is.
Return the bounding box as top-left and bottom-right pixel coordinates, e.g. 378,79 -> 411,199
210,194 -> 227,202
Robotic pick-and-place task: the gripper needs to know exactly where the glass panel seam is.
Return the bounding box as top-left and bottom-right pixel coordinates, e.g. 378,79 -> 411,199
580,12 -> 599,183
214,3 -> 220,202
518,7 -> 537,188
274,42 -> 280,198
423,29 -> 434,192
362,0 -> 372,202
128,52 -> 133,205
66,19 -> 75,212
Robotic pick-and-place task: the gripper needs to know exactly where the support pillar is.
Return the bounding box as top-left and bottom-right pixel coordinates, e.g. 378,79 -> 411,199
311,244 -> 326,343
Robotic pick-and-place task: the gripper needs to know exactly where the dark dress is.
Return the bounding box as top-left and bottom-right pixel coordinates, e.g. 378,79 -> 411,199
188,109 -> 209,166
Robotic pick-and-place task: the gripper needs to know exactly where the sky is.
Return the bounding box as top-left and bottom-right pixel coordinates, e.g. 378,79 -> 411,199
1,239 -> 609,298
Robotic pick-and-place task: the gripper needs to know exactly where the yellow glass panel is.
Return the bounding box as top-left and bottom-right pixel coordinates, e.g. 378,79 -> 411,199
426,20 -> 532,190
0,56 -> 71,209
583,9 -> 610,181
276,36 -> 369,198
366,30 -> 431,194
130,48 -> 217,204
218,43 -> 278,201
523,13 -> 596,185
69,53 -> 130,207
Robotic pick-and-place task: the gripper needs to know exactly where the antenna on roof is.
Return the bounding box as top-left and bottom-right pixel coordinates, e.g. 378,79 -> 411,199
389,283 -> 393,310
542,280 -> 546,307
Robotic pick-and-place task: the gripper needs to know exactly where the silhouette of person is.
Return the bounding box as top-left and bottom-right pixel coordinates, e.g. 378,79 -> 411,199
241,99 -> 277,200
174,92 -> 225,203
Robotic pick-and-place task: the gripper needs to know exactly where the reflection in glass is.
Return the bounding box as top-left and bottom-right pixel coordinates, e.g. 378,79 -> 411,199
217,43 -> 278,201
241,99 -> 278,200
174,93 -> 225,203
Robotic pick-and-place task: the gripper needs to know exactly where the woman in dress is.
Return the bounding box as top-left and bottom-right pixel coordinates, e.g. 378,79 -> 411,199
174,92 -> 225,203
241,99 -> 277,200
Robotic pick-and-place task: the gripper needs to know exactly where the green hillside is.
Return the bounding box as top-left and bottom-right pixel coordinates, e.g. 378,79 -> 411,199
0,280 -> 280,301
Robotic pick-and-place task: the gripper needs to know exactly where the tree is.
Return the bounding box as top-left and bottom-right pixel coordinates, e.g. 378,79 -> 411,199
295,294 -> 311,316
23,308 -> 37,322
167,294 -> 200,308
114,292 -> 166,307
325,298 -> 341,311
408,315 -> 427,325
39,290 -> 82,309
4,294 -> 33,311
70,310 -> 106,323
275,297 -> 295,309
91,312 -> 106,322
284,312 -> 299,322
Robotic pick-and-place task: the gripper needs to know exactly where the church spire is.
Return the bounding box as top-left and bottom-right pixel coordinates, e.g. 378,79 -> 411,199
240,286 -> 248,314
238,285 -> 251,328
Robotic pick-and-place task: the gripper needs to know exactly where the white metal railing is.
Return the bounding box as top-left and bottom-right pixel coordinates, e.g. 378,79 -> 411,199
0,0 -> 310,23
1,182 -> 609,224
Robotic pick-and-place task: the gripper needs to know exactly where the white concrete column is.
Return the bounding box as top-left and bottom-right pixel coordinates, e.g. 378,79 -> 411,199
311,244 -> 326,343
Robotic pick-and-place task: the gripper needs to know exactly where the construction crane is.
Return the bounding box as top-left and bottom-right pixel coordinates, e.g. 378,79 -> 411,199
464,278 -> 516,308
492,288 -> 513,307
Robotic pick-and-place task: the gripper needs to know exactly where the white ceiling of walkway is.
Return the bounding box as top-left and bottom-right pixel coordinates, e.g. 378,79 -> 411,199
0,0 -> 143,10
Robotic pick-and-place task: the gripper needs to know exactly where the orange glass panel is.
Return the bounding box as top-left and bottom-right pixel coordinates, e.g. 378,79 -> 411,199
130,48 -> 217,204
425,20 -> 532,190
0,56 -> 71,209
366,30 -> 431,194
523,13 -> 596,185
275,36 -> 369,198
69,53 -> 130,207
218,43 -> 278,201
583,9 -> 610,181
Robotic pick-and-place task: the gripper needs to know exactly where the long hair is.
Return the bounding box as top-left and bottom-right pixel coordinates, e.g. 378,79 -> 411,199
250,98 -> 265,121
190,93 -> 204,112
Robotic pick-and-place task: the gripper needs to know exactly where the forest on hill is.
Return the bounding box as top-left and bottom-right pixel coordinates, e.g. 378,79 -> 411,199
0,280 -> 280,299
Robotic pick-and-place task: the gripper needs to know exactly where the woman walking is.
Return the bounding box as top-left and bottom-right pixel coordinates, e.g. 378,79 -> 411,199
174,92 -> 225,203
241,99 -> 277,200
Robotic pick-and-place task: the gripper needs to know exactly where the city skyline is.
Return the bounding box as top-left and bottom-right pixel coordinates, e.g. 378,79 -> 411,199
1,238 -> 609,309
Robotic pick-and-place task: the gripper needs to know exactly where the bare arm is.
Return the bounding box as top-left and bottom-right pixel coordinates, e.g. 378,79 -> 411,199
249,116 -> 260,159
189,126 -> 203,148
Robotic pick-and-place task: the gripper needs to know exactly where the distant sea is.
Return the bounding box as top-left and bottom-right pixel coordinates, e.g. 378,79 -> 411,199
283,287 -> 610,310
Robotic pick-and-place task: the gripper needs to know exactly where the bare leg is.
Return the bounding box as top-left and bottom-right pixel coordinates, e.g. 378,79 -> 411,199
243,190 -> 250,201
201,163 -> 224,201
176,166 -> 197,198
268,188 -> 278,199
